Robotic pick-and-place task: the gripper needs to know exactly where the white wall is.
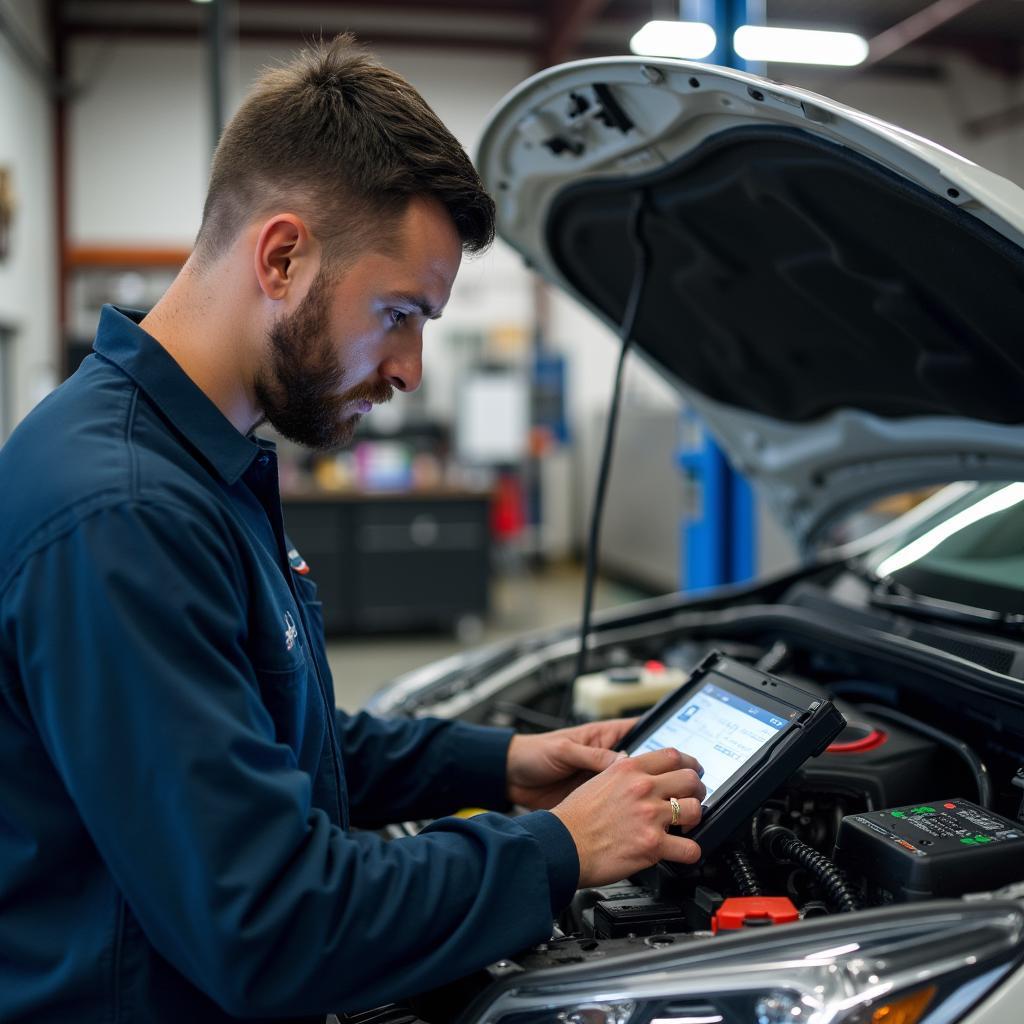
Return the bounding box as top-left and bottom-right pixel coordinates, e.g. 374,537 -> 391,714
0,0 -> 55,436
68,40 -> 208,248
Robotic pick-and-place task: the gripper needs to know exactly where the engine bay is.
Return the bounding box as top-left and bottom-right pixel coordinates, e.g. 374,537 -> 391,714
496,650 -> 1023,962
380,573 -> 1024,1020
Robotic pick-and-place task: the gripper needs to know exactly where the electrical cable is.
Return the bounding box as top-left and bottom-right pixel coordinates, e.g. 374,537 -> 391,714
756,640 -> 791,674
724,848 -> 762,897
760,825 -> 860,913
562,191 -> 650,722
857,703 -> 993,809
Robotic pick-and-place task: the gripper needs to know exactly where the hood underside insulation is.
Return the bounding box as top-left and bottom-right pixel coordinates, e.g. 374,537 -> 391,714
545,125 -> 1024,425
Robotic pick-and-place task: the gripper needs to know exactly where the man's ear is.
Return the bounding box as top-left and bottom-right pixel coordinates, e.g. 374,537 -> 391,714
253,214 -> 319,301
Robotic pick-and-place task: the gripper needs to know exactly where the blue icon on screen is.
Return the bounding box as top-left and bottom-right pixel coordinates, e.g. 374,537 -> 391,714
679,705 -> 699,722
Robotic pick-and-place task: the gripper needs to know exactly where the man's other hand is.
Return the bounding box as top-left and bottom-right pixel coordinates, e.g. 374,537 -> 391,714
506,719 -> 636,810
552,748 -> 707,887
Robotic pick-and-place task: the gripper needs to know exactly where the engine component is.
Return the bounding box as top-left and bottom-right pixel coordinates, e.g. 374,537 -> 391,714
711,896 -> 799,934
793,708 -> 940,810
835,799 -> 1024,902
572,661 -> 686,719
1011,766 -> 1024,824
724,848 -> 762,897
760,825 -> 860,913
593,893 -> 686,939
857,704 -> 993,808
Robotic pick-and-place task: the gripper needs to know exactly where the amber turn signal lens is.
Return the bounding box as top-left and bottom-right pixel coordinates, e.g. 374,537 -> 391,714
871,985 -> 936,1024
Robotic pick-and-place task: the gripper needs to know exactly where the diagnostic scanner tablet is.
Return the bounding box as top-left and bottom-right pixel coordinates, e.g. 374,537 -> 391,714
616,651 -> 846,862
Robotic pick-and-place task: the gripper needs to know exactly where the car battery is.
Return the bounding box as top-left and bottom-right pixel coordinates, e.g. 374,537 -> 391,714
593,893 -> 687,938
834,798 -> 1024,902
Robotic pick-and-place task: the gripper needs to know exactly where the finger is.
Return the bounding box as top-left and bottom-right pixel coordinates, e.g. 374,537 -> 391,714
567,717 -> 636,750
653,767 -> 707,802
629,747 -> 703,777
599,718 -> 638,745
663,796 -> 703,830
556,740 -> 620,774
659,833 -> 702,865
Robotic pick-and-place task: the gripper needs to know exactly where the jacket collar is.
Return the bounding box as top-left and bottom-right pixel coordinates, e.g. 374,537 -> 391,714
92,305 -> 262,485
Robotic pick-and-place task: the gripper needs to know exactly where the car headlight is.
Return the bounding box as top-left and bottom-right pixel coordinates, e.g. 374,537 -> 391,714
471,903 -> 1023,1024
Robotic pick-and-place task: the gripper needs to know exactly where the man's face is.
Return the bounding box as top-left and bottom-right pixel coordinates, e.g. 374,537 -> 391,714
254,197 -> 462,449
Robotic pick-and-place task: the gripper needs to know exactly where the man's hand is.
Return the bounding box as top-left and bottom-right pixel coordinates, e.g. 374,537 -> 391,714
551,748 -> 706,887
506,719 -> 637,810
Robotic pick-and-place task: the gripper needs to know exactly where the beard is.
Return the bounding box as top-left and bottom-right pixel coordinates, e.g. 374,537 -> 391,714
253,272 -> 393,450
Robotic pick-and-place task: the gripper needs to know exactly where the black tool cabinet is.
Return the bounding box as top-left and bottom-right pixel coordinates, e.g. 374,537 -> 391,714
282,490 -> 492,635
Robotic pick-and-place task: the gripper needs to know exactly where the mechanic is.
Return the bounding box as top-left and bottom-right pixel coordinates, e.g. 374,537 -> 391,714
0,36 -> 706,1022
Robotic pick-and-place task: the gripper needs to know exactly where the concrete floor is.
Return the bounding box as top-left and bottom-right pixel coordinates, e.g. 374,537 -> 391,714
326,564 -> 648,710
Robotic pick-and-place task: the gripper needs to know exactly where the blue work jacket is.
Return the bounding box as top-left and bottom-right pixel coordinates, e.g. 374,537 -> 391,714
0,306 -> 578,1022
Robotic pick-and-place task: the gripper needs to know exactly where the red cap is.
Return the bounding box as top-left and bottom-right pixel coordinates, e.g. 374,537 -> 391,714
827,728 -> 887,754
712,897 -> 800,934
644,660 -> 666,674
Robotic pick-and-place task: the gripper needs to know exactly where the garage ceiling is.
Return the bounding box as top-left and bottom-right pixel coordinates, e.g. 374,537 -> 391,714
58,1 -> 1024,71
768,0 -> 1024,39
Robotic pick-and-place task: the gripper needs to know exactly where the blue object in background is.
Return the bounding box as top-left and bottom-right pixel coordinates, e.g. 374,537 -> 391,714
678,414 -> 756,590
677,0 -> 760,592
532,350 -> 570,445
707,0 -> 765,69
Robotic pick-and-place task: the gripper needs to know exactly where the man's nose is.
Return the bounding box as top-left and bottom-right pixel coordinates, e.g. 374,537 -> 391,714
380,331 -> 423,393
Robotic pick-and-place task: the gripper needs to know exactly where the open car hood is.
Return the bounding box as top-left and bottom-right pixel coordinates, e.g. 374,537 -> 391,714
477,57 -> 1024,550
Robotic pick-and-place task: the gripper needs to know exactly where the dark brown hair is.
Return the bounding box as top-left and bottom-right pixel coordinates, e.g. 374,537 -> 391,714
194,34 -> 495,266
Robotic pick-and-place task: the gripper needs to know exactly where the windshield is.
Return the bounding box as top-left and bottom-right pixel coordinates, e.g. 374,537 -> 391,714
863,482 -> 1024,616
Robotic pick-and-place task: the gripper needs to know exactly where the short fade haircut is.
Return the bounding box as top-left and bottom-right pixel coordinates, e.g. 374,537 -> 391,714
194,34 -> 495,268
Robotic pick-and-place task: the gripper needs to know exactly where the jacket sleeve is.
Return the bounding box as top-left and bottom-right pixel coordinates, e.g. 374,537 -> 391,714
333,709 -> 515,827
5,500 -> 579,1017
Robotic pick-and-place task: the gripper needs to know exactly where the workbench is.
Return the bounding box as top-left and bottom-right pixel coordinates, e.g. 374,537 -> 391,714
282,488 -> 492,635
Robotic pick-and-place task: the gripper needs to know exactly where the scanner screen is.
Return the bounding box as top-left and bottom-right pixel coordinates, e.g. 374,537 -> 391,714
634,682 -> 789,803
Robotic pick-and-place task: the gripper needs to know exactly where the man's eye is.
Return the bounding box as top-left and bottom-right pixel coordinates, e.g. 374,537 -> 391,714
389,309 -> 408,328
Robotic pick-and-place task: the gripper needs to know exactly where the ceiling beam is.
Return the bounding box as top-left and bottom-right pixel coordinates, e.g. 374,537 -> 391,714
963,99 -> 1024,139
61,21 -> 543,53
539,0 -> 612,68
865,0 -> 988,67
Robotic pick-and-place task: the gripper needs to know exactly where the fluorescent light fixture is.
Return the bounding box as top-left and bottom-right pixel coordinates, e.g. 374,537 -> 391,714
733,25 -> 868,66
876,482 -> 1024,578
630,20 -> 717,60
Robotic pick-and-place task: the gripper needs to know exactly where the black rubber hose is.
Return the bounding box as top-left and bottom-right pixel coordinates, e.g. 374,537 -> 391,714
566,190 -> 650,720
858,702 -> 993,809
725,848 -> 762,897
761,825 -> 859,913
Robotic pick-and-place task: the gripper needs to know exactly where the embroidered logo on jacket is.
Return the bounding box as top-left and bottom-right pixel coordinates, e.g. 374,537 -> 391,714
284,611 -> 298,652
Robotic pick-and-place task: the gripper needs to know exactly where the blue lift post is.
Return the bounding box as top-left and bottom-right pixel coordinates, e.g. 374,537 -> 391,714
678,0 -> 760,591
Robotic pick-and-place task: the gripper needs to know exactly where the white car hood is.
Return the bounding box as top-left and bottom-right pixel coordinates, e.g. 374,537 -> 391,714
477,57 -> 1024,550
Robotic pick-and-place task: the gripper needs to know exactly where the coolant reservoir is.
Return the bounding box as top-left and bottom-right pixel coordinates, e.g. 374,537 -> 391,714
573,661 -> 686,720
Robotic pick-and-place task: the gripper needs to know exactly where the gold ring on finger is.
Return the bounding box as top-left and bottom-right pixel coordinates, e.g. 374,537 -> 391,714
669,796 -> 681,827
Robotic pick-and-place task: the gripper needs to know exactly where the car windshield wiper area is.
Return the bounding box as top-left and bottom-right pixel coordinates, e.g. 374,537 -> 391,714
870,576 -> 1024,634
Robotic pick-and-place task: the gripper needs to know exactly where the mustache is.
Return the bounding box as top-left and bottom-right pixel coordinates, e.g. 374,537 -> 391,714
343,379 -> 395,406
